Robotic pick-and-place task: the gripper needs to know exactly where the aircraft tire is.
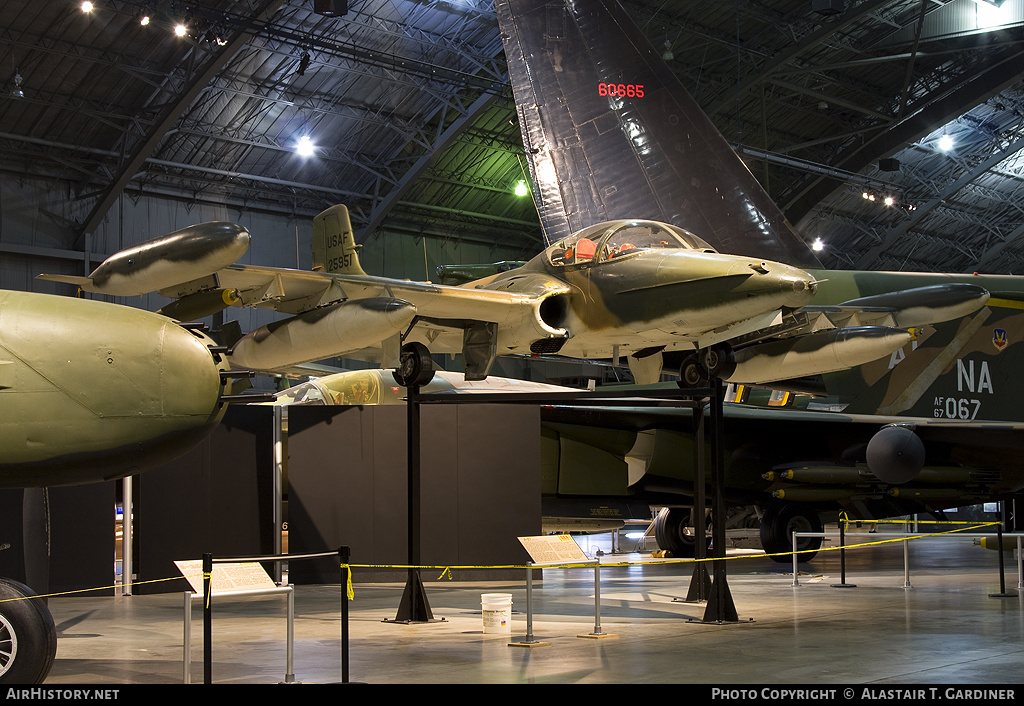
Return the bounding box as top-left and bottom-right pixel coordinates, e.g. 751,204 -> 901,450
678,354 -> 706,388
392,342 -> 435,388
760,503 -> 823,563
699,344 -> 735,379
654,507 -> 711,557
0,579 -> 57,684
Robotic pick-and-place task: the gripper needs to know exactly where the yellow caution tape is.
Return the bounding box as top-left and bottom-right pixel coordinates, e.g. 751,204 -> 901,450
0,520 -> 1006,606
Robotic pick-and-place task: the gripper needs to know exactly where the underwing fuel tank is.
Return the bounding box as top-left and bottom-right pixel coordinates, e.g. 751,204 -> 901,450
0,290 -> 231,487
726,326 -> 915,383
37,222 -> 250,297
229,297 -> 417,371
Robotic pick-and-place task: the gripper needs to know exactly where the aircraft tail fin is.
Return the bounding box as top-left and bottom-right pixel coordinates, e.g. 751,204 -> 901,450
312,204 -> 367,276
496,0 -> 819,268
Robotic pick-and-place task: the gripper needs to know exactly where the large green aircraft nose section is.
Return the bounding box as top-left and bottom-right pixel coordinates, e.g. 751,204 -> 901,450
0,291 -> 230,486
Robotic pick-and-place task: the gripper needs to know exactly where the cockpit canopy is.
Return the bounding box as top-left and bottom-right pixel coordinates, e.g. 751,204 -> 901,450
546,220 -> 716,266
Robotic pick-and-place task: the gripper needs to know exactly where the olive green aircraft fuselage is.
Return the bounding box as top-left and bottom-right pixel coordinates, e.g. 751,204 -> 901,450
0,290 -> 232,487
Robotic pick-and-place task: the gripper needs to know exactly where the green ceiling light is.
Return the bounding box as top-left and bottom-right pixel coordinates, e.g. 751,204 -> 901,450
514,180 -> 529,197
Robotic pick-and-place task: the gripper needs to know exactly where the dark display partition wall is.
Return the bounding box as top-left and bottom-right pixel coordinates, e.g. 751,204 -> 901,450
0,483 -> 114,597
134,405 -> 275,594
286,404 -> 542,583
0,401 -> 542,597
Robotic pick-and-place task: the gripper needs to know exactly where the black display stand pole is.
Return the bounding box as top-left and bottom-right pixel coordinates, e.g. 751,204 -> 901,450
387,383 -> 436,623
685,393 -> 712,602
700,379 -> 741,623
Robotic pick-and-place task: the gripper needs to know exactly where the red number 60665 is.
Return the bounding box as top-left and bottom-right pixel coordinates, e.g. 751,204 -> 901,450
598,82 -> 645,98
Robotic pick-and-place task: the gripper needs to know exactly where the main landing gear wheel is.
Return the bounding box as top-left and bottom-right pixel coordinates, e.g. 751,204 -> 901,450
654,507 -> 712,558
0,578 -> 57,684
679,353 -> 706,388
759,503 -> 823,563
678,344 -> 735,388
392,342 -> 436,388
700,344 -> 734,379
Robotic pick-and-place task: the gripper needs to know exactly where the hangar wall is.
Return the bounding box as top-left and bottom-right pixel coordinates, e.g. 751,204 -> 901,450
0,173 -> 535,308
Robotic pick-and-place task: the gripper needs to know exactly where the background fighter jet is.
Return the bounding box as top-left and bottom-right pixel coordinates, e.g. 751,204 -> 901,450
488,0 -> 1024,554
0,288 -> 241,684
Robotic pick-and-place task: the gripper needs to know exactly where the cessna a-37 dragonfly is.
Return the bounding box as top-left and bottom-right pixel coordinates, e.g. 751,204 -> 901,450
38,204 -> 985,388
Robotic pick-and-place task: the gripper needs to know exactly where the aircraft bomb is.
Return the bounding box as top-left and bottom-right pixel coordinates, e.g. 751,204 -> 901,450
157,288 -> 241,321
229,297 -> 417,371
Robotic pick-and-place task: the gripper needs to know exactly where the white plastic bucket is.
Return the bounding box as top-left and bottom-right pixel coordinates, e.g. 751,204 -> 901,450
481,593 -> 512,633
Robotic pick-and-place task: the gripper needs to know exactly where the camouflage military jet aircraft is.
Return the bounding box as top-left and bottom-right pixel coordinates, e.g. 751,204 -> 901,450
39,205 -> 917,390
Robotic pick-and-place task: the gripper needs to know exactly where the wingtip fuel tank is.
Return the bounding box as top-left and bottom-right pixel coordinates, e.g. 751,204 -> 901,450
38,222 -> 250,297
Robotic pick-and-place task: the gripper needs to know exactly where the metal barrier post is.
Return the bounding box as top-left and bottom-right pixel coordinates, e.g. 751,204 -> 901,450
831,517 -> 855,589
285,588 -> 295,682
340,546 -> 350,683
989,515 -> 1016,598
183,591 -> 192,684
792,532 -> 799,587
1018,536 -> 1023,590
903,537 -> 912,589
203,553 -> 212,684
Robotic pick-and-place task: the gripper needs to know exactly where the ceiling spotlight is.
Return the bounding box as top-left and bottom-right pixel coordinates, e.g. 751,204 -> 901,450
884,195 -> 895,207
514,180 -> 529,197
297,52 -> 311,76
10,71 -> 24,100
140,14 -> 150,26
81,1 -> 94,12
295,135 -> 315,158
938,134 -> 954,152
812,238 -> 824,252
662,40 -> 674,62
174,23 -> 187,37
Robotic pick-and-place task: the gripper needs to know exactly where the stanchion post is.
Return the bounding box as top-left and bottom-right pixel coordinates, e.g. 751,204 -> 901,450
831,515 -> 855,588
203,552 -> 212,685
903,536 -> 912,589
989,513 -> 1016,598
183,591 -> 192,684
1017,536 -> 1023,590
791,532 -> 799,587
525,564 -> 534,642
340,545 -> 350,682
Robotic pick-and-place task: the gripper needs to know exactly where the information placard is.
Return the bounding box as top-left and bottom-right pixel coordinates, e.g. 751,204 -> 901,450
517,534 -> 591,564
174,560 -> 276,594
